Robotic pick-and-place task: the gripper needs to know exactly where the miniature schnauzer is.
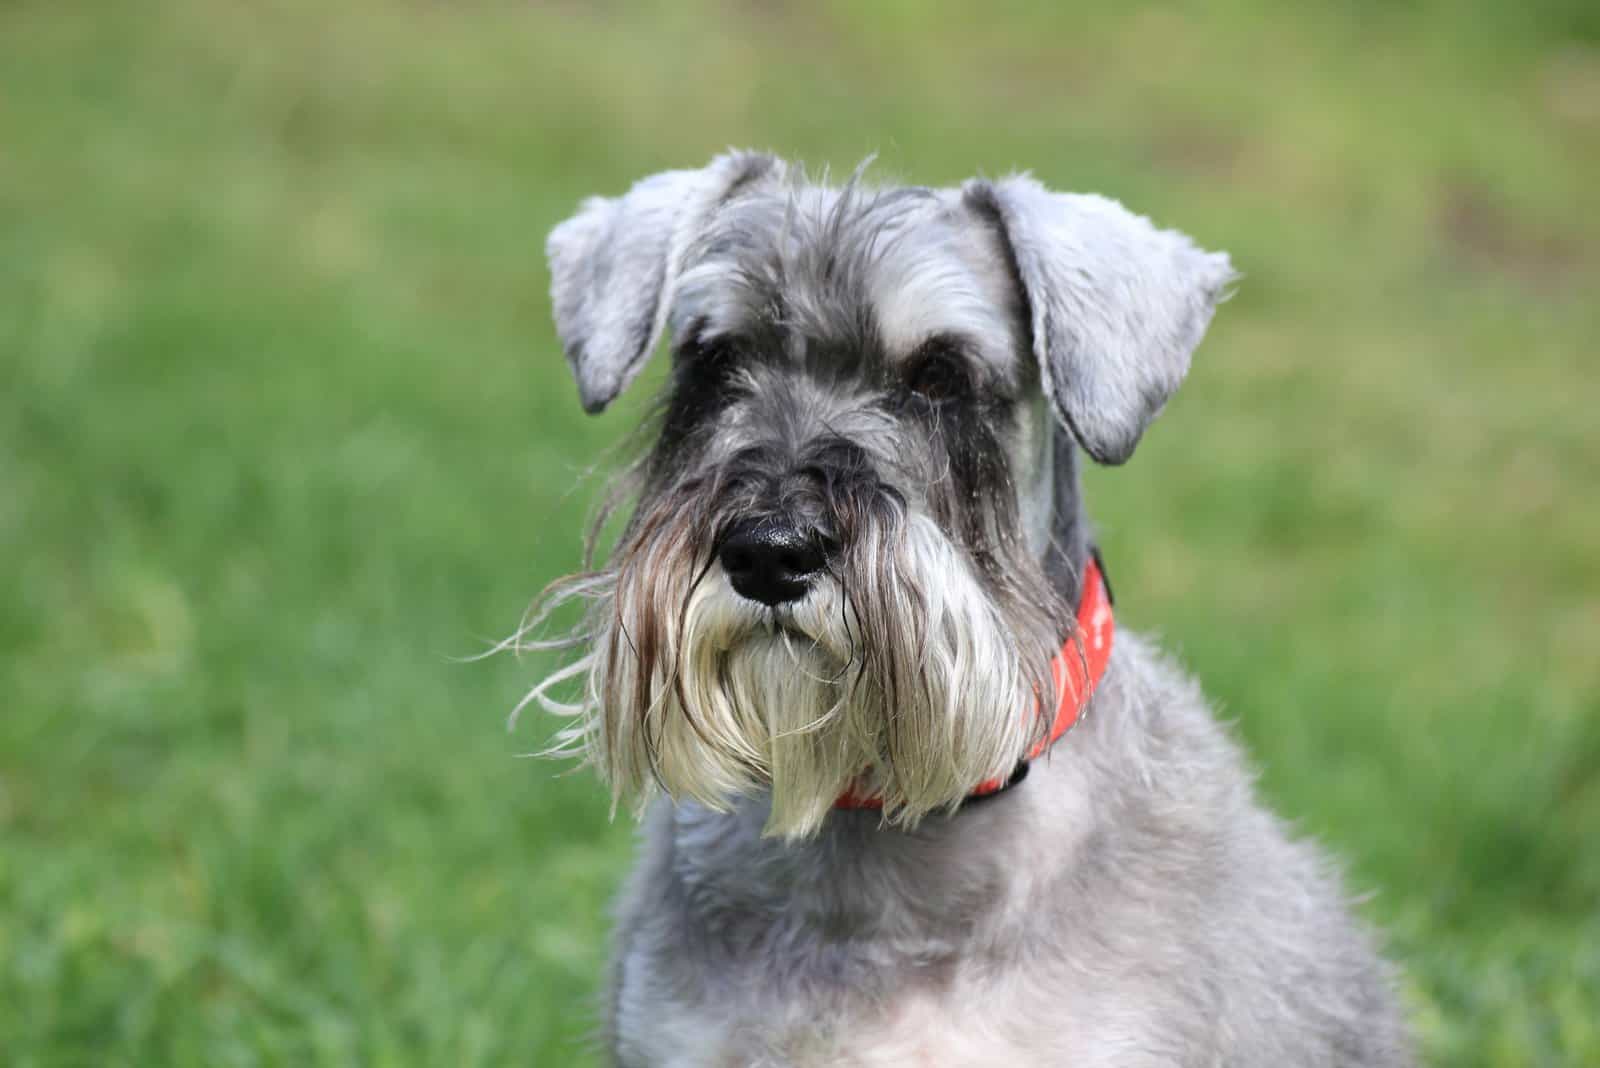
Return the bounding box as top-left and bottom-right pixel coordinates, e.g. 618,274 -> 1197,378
522,152 -> 1411,1066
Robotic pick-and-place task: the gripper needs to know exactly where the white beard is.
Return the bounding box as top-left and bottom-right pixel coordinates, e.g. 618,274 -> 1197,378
525,513 -> 1052,839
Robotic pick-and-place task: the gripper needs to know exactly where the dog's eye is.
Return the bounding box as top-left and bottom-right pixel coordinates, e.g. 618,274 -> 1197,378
674,337 -> 744,386
904,345 -> 970,404
677,337 -> 733,367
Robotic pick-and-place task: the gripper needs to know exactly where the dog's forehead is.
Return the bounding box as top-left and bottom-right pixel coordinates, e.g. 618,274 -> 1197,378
671,182 -> 1023,375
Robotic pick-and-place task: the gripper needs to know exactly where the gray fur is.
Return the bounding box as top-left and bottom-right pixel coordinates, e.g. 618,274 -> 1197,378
529,155 -> 1411,1065
609,637 -> 1409,1066
964,176 -> 1237,465
547,151 -> 780,413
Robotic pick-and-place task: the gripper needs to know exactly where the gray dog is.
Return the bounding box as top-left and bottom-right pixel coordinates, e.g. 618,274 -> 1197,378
522,152 -> 1411,1066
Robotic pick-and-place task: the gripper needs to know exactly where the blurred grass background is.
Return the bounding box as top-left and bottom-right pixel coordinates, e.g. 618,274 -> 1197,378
2,0 -> 1597,1064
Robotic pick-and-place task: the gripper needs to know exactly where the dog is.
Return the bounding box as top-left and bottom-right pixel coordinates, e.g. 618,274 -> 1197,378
521,152 -> 1412,1066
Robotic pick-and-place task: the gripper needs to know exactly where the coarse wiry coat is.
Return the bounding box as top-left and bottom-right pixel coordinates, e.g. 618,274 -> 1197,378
525,152 -> 1412,1066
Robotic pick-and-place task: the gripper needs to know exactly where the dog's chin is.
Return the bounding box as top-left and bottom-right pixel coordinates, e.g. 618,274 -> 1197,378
666,583 -> 868,833
619,576 -> 1033,839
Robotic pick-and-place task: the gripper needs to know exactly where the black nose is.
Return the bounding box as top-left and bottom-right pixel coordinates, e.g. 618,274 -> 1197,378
718,520 -> 826,606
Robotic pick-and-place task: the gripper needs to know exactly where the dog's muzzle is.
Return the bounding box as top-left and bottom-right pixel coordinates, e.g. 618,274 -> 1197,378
718,518 -> 826,606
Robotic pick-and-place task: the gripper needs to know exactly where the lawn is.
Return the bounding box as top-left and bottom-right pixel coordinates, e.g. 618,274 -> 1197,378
2,1 -> 1597,1064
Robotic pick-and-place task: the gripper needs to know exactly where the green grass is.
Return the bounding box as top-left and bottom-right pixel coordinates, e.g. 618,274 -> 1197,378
2,0 -> 1596,1063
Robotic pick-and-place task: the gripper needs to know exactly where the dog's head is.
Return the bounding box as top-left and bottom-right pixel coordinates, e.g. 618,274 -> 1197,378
525,153 -> 1232,837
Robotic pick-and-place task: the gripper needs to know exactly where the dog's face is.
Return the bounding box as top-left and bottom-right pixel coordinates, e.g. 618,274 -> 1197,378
530,154 -> 1232,837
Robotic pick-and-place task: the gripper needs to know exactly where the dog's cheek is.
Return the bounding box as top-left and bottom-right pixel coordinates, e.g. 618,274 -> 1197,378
902,394 -> 1020,586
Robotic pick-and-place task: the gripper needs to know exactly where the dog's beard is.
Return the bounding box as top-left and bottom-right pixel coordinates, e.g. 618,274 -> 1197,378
521,508 -> 1058,840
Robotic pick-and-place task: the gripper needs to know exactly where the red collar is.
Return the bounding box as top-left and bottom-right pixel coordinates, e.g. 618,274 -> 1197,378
835,554 -> 1115,809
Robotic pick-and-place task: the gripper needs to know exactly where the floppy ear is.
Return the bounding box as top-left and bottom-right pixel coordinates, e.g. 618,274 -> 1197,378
546,151 -> 779,413
964,176 -> 1235,464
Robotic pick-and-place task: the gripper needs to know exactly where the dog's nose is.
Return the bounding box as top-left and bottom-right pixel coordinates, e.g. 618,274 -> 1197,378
719,520 -> 825,606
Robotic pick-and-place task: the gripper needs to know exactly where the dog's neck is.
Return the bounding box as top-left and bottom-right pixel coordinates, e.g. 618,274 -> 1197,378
660,625 -> 1124,975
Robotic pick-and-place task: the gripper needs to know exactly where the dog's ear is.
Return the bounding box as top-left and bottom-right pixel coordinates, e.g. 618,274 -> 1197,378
547,151 -> 779,413
964,176 -> 1235,464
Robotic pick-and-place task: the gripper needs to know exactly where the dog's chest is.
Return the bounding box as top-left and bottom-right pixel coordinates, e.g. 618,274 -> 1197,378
609,782 -> 1116,1065
614,967 -> 1087,1067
